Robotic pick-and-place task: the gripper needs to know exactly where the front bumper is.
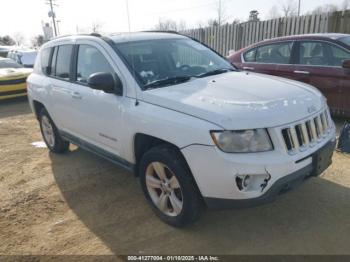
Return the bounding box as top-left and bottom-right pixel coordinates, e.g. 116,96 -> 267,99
205,138 -> 335,209
181,133 -> 336,209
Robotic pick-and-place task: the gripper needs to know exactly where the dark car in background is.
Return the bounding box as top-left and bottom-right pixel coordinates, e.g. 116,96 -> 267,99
228,34 -> 350,117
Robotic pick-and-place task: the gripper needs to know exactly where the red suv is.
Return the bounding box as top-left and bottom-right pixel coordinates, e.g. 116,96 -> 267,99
228,34 -> 350,117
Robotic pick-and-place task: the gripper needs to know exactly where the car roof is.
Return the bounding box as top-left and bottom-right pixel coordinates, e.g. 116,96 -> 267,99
246,33 -> 350,49
44,31 -> 187,47
272,33 -> 348,41
108,32 -> 186,43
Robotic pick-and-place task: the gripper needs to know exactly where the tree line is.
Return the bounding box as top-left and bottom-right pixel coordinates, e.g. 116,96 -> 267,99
0,34 -> 45,48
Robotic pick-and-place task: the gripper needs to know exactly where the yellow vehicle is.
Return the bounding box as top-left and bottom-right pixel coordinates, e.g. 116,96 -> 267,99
0,58 -> 32,100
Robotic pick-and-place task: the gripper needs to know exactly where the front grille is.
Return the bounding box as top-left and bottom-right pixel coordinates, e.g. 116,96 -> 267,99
281,109 -> 331,154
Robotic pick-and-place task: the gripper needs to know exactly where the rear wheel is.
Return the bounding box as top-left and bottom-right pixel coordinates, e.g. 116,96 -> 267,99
139,145 -> 204,227
39,108 -> 69,153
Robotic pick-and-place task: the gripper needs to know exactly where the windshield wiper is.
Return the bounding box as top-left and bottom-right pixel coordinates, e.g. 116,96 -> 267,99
143,76 -> 192,89
196,68 -> 234,78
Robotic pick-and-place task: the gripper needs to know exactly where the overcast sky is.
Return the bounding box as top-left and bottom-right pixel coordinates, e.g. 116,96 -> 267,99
0,0 -> 346,42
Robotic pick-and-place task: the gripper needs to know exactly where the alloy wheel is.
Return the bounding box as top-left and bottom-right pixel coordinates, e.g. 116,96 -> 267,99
41,115 -> 55,148
145,161 -> 183,216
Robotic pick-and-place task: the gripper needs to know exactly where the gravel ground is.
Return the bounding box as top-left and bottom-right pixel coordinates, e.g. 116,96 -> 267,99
1,98 -> 350,255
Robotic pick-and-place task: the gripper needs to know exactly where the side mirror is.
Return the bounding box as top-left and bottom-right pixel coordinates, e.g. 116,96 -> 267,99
87,72 -> 123,95
342,59 -> 350,69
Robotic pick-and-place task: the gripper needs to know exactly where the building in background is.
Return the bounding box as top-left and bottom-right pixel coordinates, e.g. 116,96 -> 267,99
42,22 -> 54,41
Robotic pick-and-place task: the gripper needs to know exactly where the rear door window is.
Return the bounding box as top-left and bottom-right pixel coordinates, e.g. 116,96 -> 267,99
54,45 -> 73,80
299,41 -> 350,67
299,42 -> 328,66
256,42 -> 293,64
328,44 -> 350,66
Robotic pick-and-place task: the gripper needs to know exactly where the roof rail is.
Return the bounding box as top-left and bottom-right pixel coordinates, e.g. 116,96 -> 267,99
50,33 -> 103,41
142,30 -> 181,35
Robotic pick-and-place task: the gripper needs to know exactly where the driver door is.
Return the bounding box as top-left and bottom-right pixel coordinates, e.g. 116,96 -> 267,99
69,42 -> 125,155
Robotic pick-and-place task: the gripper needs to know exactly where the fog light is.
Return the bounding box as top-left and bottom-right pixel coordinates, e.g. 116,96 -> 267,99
236,175 -> 251,191
243,175 -> 251,188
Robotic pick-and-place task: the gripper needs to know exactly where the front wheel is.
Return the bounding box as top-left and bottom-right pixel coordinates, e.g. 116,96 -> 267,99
39,108 -> 69,153
139,145 -> 204,227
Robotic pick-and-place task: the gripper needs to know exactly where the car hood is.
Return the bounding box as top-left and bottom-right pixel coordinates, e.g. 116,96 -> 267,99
0,68 -> 33,80
141,71 -> 325,130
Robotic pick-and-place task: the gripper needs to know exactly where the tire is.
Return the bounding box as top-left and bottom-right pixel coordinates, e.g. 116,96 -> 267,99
39,108 -> 69,153
139,144 -> 204,227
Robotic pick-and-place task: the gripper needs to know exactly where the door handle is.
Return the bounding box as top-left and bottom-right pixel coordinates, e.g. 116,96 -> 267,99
243,66 -> 255,70
71,92 -> 82,99
294,70 -> 310,75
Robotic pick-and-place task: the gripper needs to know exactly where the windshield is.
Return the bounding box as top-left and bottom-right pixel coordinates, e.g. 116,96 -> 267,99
113,38 -> 234,88
339,36 -> 350,47
0,59 -> 23,69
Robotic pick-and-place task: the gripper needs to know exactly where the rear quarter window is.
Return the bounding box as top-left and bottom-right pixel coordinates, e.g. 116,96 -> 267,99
40,48 -> 51,74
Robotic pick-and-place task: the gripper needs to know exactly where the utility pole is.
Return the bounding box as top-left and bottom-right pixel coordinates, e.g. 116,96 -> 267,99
298,0 -> 301,16
46,0 -> 58,36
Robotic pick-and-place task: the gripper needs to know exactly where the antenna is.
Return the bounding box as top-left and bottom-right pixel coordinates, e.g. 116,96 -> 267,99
125,0 -> 139,106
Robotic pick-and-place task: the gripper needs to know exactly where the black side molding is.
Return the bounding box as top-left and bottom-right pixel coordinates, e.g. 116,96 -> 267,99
60,130 -> 135,173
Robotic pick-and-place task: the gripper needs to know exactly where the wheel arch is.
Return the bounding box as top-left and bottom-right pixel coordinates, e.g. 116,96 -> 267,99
133,133 -> 193,179
32,100 -> 46,119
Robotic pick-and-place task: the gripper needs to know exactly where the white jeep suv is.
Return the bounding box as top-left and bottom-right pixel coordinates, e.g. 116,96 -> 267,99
27,32 -> 336,227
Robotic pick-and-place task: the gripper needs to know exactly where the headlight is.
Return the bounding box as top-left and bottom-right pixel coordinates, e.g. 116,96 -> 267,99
210,129 -> 273,153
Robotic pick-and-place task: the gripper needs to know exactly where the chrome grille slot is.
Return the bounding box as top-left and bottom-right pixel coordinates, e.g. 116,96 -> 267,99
282,128 -> 293,151
317,115 -> 324,137
301,123 -> 310,145
314,117 -> 320,138
310,119 -> 317,141
295,125 -> 304,146
320,112 -> 328,133
305,121 -> 313,142
281,109 -> 332,154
